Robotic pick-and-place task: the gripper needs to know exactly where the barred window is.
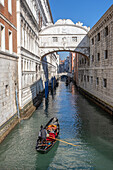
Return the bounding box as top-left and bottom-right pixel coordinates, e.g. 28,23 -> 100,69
105,26 -> 108,36
96,77 -> 99,85
92,55 -> 94,62
72,37 -> 77,42
53,37 -> 58,42
97,53 -> 100,61
104,50 -> 108,59
103,79 -> 107,88
91,76 -> 93,84
97,33 -> 100,41
92,38 -> 94,45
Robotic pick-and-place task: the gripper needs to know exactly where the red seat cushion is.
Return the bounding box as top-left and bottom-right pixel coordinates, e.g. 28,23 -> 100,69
46,133 -> 55,141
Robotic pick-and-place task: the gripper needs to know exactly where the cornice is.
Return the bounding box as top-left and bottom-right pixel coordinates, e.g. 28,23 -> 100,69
0,50 -> 18,59
21,0 -> 39,31
0,13 -> 17,30
47,0 -> 54,23
40,23 -> 90,34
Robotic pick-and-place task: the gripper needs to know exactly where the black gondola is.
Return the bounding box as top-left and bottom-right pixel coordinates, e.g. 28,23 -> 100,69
36,117 -> 60,153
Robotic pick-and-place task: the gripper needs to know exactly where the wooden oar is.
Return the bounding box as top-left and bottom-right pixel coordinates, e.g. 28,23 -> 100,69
49,137 -> 79,147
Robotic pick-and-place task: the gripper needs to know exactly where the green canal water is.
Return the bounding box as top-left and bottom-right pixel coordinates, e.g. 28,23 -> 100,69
0,81 -> 113,170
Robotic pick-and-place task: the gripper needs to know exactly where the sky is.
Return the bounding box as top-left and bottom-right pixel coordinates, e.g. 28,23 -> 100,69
49,0 -> 113,59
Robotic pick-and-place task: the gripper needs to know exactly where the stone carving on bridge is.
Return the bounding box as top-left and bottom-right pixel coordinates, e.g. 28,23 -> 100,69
39,19 -> 90,59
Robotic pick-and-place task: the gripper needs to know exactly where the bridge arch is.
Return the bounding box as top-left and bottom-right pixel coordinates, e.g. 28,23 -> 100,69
39,19 -> 90,60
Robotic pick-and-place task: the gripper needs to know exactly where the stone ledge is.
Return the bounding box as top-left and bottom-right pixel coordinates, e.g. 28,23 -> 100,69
0,92 -> 44,143
0,117 -> 19,144
77,86 -> 113,115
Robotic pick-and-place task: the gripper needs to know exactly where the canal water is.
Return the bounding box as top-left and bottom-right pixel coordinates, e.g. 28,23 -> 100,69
0,81 -> 113,170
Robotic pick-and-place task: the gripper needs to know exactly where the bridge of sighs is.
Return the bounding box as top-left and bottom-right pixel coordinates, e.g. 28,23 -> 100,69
39,19 -> 90,59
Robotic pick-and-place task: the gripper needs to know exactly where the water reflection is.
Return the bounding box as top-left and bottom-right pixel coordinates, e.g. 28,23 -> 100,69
35,141 -> 59,170
0,81 -> 113,169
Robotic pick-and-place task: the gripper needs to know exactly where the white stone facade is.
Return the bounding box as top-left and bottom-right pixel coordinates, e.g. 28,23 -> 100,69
0,53 -> 18,127
78,5 -> 113,112
0,0 -> 18,127
39,19 -> 90,58
17,0 -> 58,110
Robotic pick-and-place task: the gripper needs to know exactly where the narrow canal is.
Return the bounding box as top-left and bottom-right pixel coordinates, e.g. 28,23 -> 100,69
0,80 -> 113,170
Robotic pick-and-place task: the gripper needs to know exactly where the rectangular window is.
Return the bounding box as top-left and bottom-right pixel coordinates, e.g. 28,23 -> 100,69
0,0 -> 4,6
103,79 -> 107,88
72,37 -> 77,42
8,30 -> 12,53
104,50 -> 108,59
53,37 -> 58,42
92,55 -> 94,63
105,26 -> 108,36
91,76 -> 93,84
8,0 -> 12,14
5,85 -> 9,96
97,33 -> 100,41
87,76 -> 89,82
97,53 -> 100,61
92,38 -> 94,45
81,75 -> 83,82
84,75 -> 86,82
96,77 -> 99,85
0,24 -> 5,51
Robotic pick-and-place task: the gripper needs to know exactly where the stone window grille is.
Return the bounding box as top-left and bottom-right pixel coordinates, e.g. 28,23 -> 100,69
53,37 -> 58,42
105,26 -> 108,36
104,50 -> 108,59
97,33 -> 100,41
103,79 -> 107,88
72,37 -> 77,42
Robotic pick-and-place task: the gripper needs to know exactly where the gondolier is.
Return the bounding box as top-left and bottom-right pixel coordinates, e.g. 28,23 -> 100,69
39,125 -> 47,142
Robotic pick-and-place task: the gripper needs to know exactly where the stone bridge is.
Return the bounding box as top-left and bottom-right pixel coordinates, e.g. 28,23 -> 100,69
58,72 -> 73,78
39,19 -> 90,59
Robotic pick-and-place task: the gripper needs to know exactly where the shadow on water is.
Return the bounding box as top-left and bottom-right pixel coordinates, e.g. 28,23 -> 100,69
35,141 -> 59,170
70,85 -> 113,166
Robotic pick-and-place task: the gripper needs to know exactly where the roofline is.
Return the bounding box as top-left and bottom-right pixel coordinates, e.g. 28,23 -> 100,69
39,24 -> 89,34
47,0 -> 54,23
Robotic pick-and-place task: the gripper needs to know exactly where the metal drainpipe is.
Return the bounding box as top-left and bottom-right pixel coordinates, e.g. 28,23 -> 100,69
15,87 -> 20,119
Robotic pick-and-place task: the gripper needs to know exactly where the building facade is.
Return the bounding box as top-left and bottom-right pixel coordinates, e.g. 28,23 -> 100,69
0,0 -> 59,142
17,0 -> 58,114
77,5 -> 113,114
0,0 -> 18,128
